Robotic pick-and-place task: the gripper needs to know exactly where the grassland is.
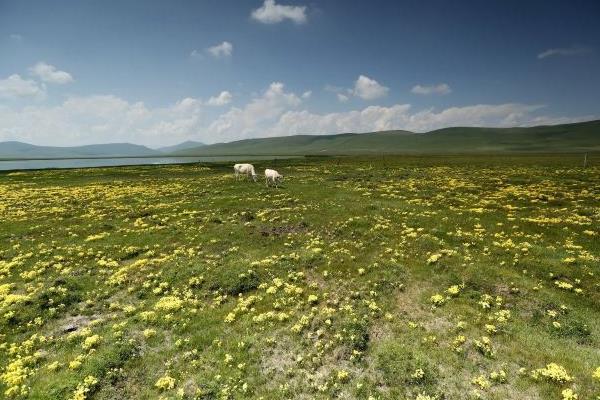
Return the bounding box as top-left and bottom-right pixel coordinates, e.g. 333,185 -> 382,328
0,154 -> 599,400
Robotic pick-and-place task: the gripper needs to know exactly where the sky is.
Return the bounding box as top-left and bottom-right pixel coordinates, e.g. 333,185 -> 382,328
0,0 -> 599,147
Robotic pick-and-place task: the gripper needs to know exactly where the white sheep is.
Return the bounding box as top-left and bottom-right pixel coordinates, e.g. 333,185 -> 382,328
264,168 -> 283,187
234,163 -> 257,182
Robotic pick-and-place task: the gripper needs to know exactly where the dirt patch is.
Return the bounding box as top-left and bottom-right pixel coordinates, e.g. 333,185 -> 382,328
260,331 -> 361,399
393,281 -> 456,333
258,222 -> 309,237
239,211 -> 255,222
56,314 -> 99,335
261,336 -> 298,377
394,281 -> 432,317
369,321 -> 393,343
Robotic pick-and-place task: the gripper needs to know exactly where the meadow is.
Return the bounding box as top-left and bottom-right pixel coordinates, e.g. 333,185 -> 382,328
0,154 -> 598,400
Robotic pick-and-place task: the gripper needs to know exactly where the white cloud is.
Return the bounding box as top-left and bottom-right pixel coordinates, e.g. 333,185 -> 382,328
9,33 -> 23,41
0,95 -> 204,147
337,93 -> 349,103
270,104 -> 412,136
265,103 -> 593,137
324,84 -> 349,102
207,91 -> 233,106
0,74 -> 46,99
411,83 -> 451,95
172,97 -> 202,113
537,46 -> 592,59
29,62 -> 74,84
207,82 -> 301,141
251,0 -> 307,24
0,81 -> 593,147
353,75 -> 389,100
207,41 -> 233,58
301,90 -> 312,99
0,83 -> 301,146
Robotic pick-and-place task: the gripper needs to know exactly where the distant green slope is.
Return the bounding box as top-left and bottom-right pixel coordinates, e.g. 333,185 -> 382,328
174,120 -> 600,155
156,140 -> 205,153
0,141 -> 161,159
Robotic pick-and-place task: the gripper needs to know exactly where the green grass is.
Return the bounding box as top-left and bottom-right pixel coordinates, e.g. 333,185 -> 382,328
0,154 -> 599,400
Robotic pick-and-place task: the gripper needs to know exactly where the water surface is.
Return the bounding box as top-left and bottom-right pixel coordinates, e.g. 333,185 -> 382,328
0,156 -> 301,171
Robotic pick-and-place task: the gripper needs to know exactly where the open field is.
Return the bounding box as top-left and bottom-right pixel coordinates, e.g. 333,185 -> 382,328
0,154 -> 599,399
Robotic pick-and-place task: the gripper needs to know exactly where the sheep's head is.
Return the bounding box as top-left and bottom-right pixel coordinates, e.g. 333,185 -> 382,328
252,174 -> 258,182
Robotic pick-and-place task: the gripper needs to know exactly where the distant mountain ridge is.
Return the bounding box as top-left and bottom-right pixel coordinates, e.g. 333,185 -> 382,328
1,120 -> 598,159
0,141 -> 161,159
0,140 -> 204,159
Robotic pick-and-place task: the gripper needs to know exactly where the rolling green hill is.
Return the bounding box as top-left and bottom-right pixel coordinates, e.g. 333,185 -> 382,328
2,120 -> 598,159
174,120 -> 600,155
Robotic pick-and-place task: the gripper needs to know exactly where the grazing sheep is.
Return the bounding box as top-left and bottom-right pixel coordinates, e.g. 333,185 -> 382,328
234,163 -> 257,182
265,168 -> 283,187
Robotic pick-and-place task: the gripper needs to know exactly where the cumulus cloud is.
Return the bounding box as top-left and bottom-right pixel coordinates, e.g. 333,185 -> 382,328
207,41 -> 233,58
0,95 -> 204,147
172,97 -> 202,113
411,83 -> 451,95
324,84 -> 347,102
269,104 -> 412,136
0,74 -> 46,99
353,75 -> 389,100
207,91 -> 233,106
29,62 -> 74,84
265,103 -> 593,137
0,81 -> 593,147
537,46 -> 592,59
207,82 -> 302,141
251,0 -> 307,24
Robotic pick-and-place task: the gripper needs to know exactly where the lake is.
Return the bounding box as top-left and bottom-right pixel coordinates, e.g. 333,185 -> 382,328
0,156 -> 302,171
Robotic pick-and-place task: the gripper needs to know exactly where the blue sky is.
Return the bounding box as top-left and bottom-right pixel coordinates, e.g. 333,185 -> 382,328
0,0 -> 598,146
